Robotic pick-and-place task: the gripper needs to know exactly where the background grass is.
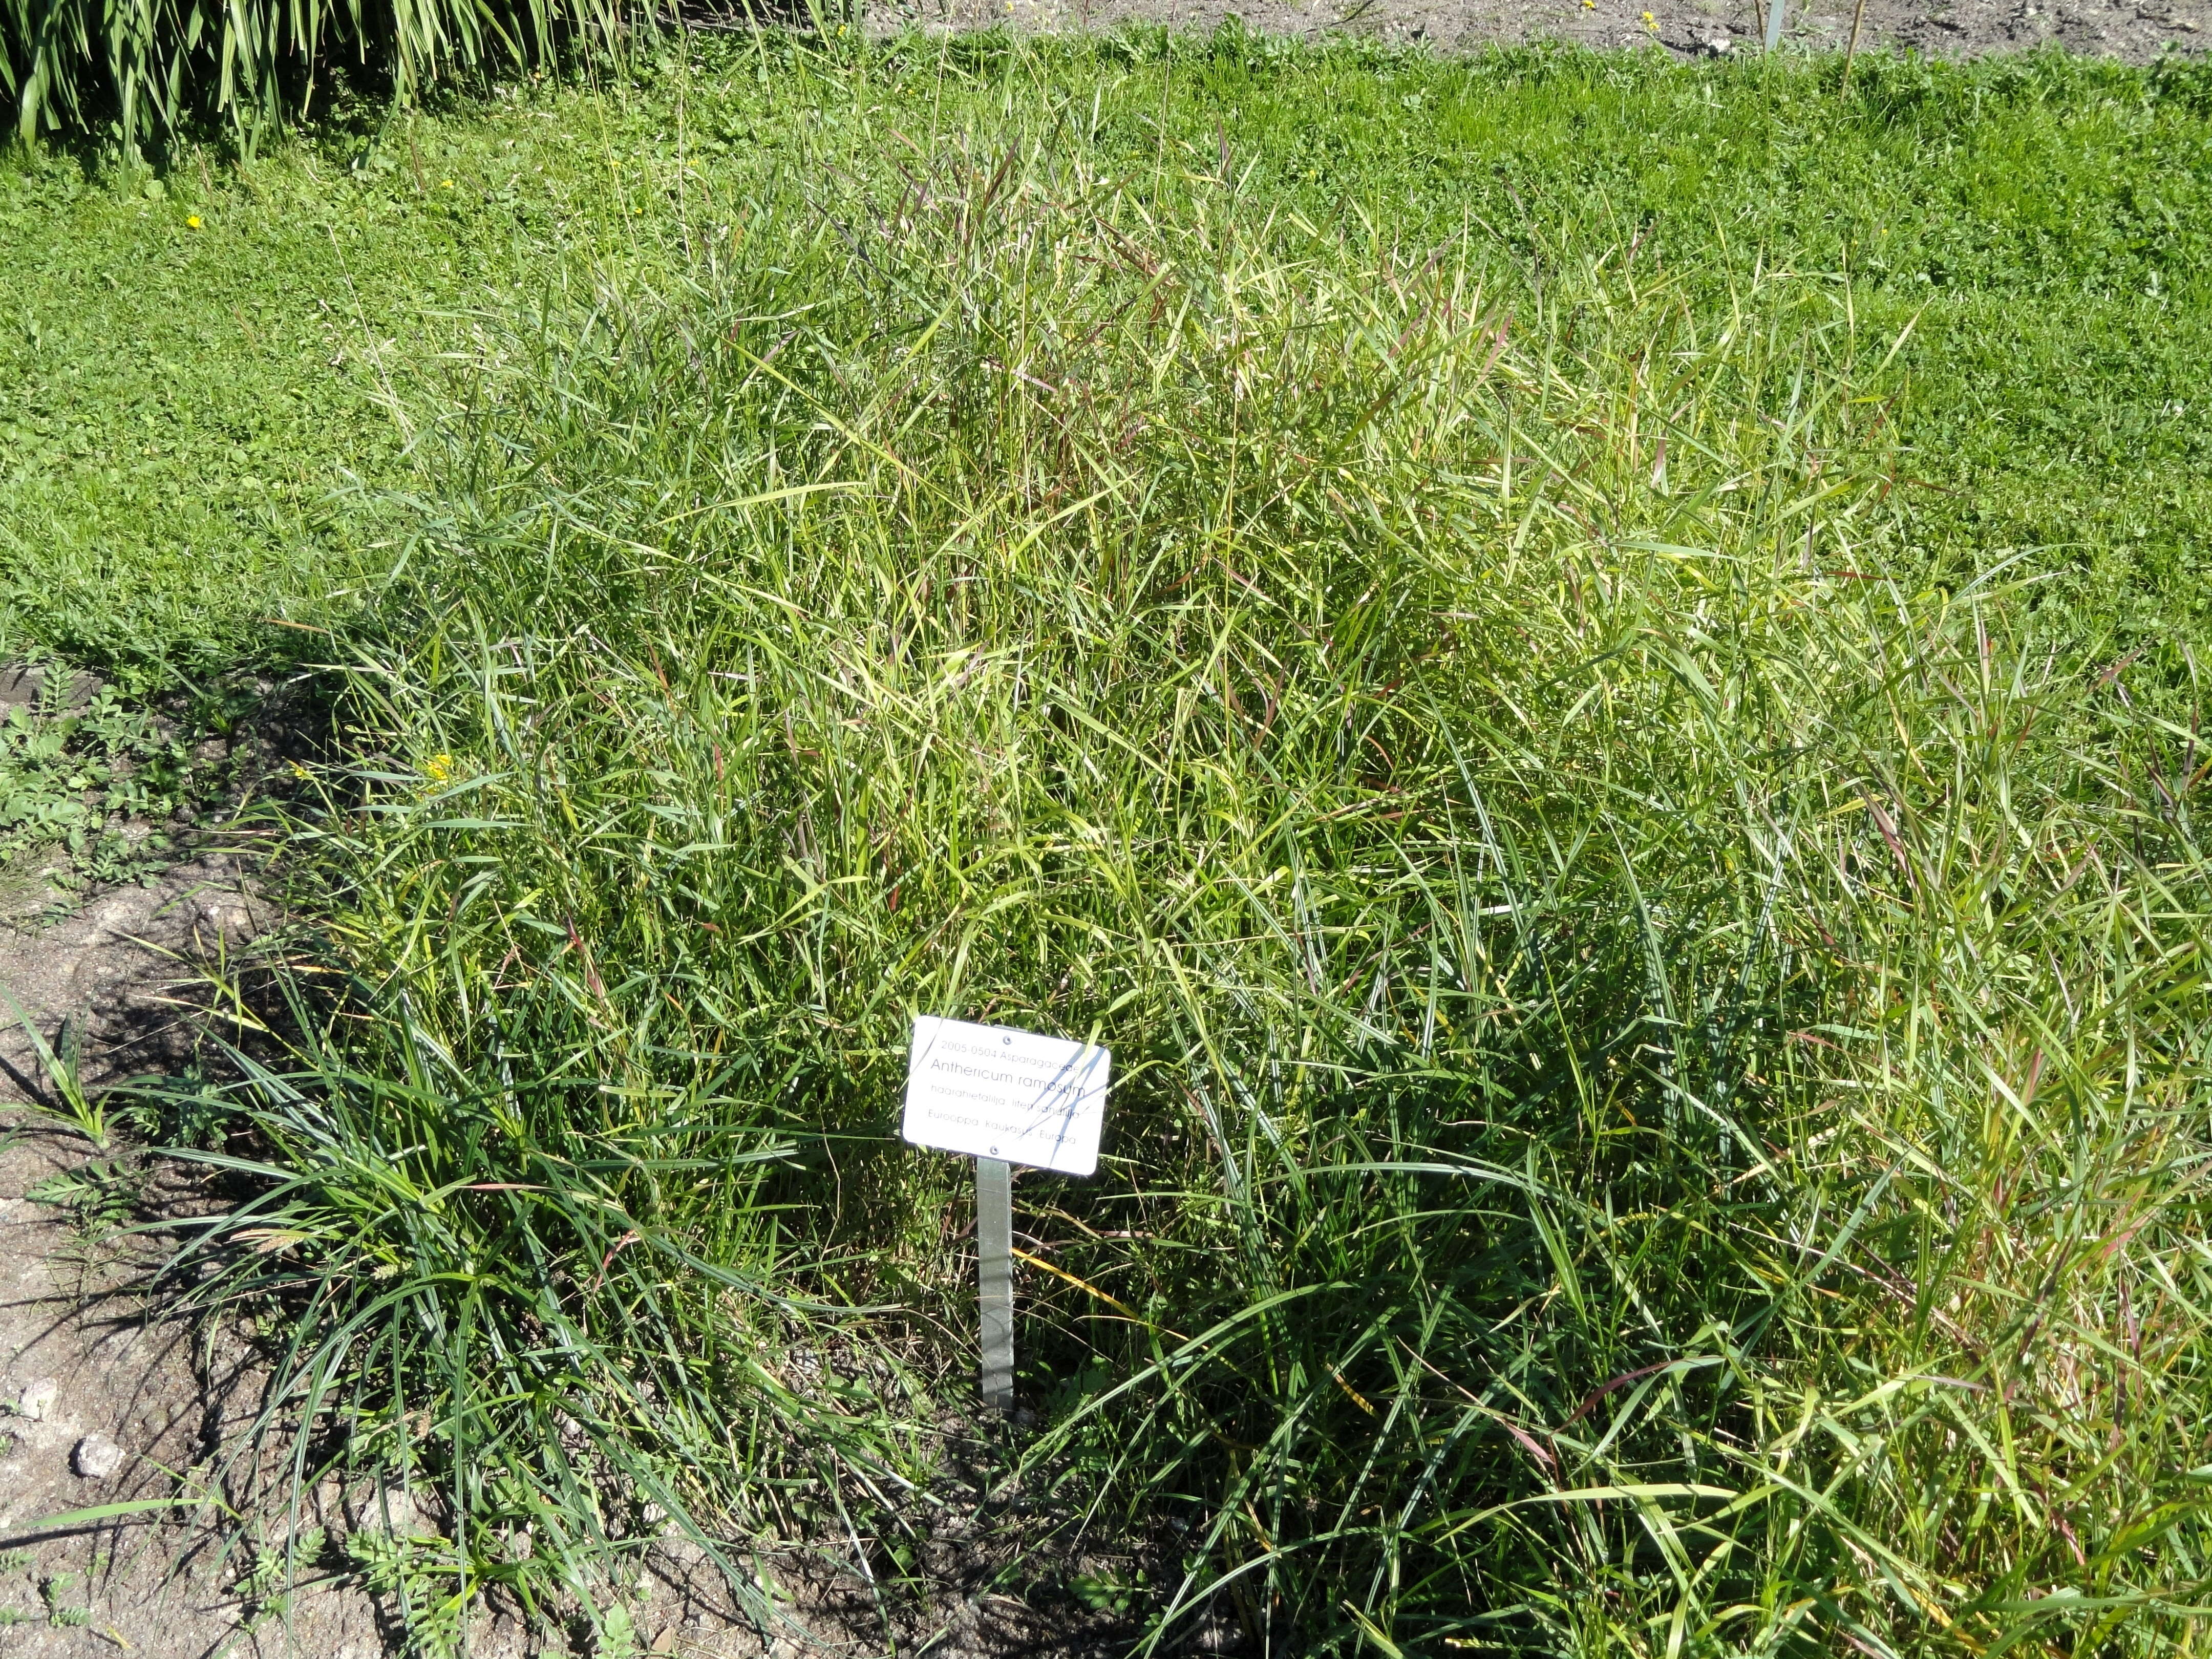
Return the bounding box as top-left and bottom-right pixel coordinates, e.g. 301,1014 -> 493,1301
5,40 -> 2206,685
5,33 -> 2212,1658
0,69 -> 708,693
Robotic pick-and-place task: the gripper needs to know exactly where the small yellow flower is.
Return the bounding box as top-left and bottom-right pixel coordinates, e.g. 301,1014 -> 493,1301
837,20 -> 847,31
186,214 -> 203,229
289,760 -> 311,781
441,178 -> 455,188
424,753 -> 454,783
1641,8 -> 1655,18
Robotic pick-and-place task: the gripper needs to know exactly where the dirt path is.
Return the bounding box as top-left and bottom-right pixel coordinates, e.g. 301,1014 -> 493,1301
0,1122 -> 359,1657
0,855 -> 264,1104
897,0 -> 2204,66
0,848 -> 385,1655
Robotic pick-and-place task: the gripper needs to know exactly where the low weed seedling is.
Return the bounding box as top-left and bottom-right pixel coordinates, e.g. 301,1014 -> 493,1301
1070,1568 -> 1148,1617
120,1066 -> 240,1152
26,1160 -> 141,1240
344,1529 -> 469,1658
0,675 -> 209,892
38,1570 -> 87,1627
234,1526 -> 326,1629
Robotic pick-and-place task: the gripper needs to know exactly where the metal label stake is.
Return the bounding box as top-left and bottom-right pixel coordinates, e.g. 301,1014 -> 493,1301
976,1156 -> 1014,1409
901,1016 -> 1112,1416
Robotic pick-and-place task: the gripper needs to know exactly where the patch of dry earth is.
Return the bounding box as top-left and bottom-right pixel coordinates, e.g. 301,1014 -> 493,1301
882,0 -> 2203,69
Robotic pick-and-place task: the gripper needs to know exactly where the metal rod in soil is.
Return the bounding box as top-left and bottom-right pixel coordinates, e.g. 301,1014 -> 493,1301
977,1157 -> 1014,1410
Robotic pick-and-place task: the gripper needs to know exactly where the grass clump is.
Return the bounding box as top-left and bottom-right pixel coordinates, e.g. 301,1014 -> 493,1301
221,108 -> 2212,1655
3,35 -> 2208,1657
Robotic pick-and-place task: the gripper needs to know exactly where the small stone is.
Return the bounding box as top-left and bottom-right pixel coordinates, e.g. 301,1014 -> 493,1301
16,1379 -> 56,1422
73,1434 -> 124,1480
349,1483 -> 421,1537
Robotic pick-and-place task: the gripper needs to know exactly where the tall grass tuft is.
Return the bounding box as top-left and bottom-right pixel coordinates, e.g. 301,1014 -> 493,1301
227,125 -> 2212,1653
2,0 -> 640,145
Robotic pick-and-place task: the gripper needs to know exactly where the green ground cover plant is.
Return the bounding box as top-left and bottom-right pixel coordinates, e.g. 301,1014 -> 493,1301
0,673 -> 209,891
5,34 -> 2212,1657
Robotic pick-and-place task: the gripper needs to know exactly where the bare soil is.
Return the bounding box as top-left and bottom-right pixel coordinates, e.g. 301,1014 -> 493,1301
0,841 -> 399,1655
0,1120 -> 390,1657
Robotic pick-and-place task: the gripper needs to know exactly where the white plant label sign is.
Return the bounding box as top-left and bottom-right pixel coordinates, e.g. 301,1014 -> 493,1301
902,1015 -> 1110,1177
